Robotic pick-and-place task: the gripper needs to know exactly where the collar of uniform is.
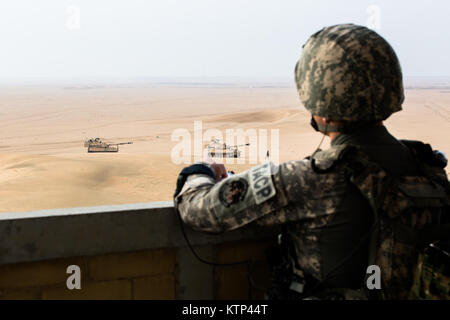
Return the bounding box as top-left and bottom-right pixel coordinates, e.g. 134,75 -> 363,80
330,124 -> 395,147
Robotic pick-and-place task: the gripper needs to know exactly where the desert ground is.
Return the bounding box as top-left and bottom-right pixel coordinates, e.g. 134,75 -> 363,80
0,81 -> 449,213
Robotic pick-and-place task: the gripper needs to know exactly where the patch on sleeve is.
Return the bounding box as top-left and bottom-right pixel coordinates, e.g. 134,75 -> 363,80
218,178 -> 249,207
249,162 -> 276,205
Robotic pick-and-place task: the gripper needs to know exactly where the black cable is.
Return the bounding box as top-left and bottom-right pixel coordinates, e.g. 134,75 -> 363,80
175,206 -> 251,266
248,260 -> 269,293
176,206 -> 272,297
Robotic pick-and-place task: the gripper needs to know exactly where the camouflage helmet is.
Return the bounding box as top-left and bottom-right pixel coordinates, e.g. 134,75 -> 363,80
295,24 -> 404,123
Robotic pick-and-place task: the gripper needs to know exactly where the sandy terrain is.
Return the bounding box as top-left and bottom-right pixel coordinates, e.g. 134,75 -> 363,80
0,83 -> 449,213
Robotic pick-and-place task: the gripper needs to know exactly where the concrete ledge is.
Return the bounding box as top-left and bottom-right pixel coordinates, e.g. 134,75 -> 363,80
0,202 -> 279,265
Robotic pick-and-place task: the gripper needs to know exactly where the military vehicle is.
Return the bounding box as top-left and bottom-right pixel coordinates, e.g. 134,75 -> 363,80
84,138 -> 133,153
206,139 -> 249,158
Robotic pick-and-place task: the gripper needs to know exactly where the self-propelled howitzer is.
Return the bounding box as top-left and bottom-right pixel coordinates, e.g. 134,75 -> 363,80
84,138 -> 133,153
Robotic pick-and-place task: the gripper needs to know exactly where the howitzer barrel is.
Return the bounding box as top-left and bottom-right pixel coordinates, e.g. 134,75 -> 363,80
112,142 -> 133,146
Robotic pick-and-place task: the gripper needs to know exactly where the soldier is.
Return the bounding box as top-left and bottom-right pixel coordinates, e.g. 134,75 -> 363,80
174,24 -> 449,299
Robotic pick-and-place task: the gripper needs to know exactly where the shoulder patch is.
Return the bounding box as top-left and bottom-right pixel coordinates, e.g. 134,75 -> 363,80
218,178 -> 249,207
312,145 -> 355,171
249,163 -> 276,205
212,163 -> 277,224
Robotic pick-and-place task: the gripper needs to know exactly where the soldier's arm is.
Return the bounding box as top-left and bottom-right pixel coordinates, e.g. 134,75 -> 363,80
174,160 -> 346,233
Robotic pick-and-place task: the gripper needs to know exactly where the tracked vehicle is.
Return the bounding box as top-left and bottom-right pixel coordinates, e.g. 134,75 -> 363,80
84,138 -> 133,153
206,139 -> 249,158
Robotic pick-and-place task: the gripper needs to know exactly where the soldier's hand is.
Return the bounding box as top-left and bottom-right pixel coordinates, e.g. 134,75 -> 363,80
209,162 -> 228,181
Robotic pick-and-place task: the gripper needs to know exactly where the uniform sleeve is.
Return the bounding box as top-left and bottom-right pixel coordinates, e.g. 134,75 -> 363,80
174,160 -> 347,233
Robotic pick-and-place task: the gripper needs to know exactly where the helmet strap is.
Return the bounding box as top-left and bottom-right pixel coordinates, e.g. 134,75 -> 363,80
311,118 -> 327,154
310,116 -> 347,133
316,122 -> 347,133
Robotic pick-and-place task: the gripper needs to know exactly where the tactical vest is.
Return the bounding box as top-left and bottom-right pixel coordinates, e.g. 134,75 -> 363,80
311,140 -> 450,299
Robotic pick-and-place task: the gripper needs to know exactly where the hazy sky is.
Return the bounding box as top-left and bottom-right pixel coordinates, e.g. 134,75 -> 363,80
0,0 -> 449,80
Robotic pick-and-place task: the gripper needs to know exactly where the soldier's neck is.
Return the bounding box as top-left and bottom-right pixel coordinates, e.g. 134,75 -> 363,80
329,132 -> 341,141
328,121 -> 383,142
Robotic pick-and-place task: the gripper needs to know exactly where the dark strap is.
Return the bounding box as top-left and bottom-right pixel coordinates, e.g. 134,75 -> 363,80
394,223 -> 450,247
316,122 -> 347,133
174,163 -> 215,198
316,121 -> 380,134
400,139 -> 448,169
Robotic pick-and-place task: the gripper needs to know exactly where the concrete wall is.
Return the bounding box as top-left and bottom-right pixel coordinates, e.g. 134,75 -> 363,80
0,202 -> 279,299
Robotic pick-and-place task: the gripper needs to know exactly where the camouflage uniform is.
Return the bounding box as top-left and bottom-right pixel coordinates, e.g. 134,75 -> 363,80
174,24 -> 449,299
